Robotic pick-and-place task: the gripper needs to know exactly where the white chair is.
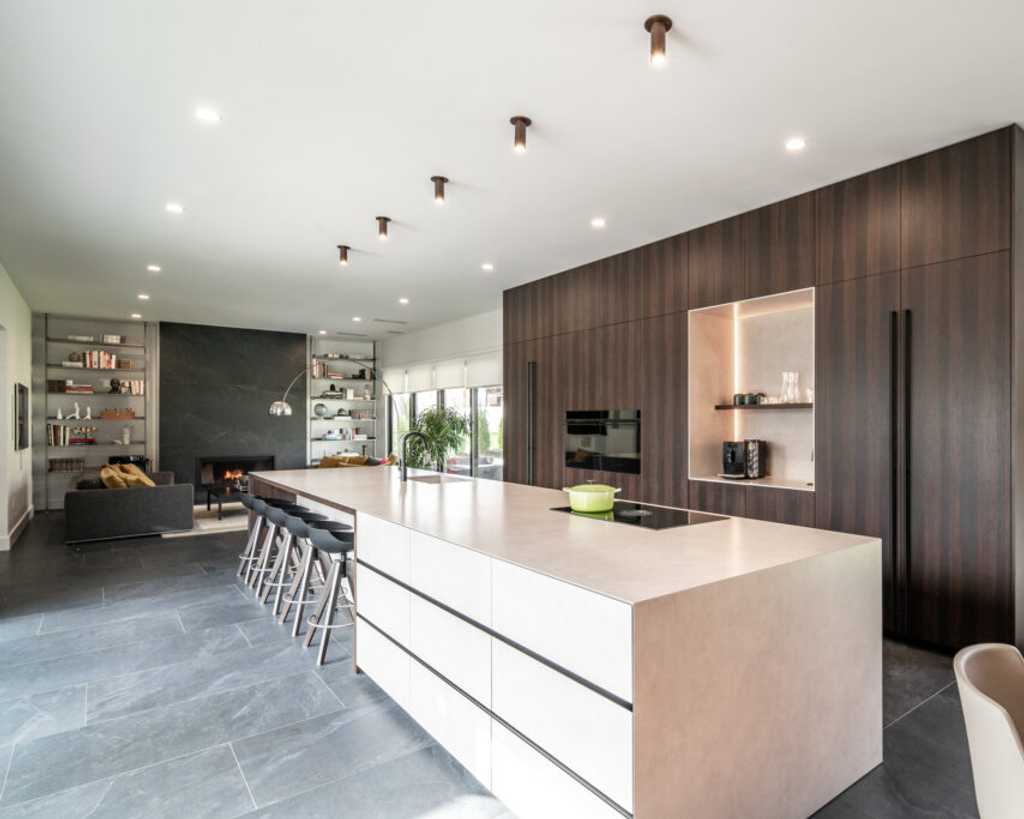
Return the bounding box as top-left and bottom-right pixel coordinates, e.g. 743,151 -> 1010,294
954,643 -> 1024,819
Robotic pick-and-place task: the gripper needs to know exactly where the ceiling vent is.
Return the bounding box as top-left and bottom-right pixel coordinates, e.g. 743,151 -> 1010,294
333,331 -> 370,339
372,318 -> 409,326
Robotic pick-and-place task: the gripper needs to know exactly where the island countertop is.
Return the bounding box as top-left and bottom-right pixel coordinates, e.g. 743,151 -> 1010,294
251,466 -> 877,605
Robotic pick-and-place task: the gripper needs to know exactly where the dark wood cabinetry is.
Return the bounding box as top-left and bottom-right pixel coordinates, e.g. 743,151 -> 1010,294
817,165 -> 901,283
504,125 -> 1024,651
746,193 -> 816,298
901,129 -> 1011,269
744,487 -> 815,527
901,252 -> 1012,647
815,272 -> 901,630
688,480 -> 746,517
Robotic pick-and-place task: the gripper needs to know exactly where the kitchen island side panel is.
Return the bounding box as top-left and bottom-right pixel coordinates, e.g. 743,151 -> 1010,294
632,538 -> 882,819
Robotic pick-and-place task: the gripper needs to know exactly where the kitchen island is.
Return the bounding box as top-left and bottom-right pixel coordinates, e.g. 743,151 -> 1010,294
250,467 -> 881,819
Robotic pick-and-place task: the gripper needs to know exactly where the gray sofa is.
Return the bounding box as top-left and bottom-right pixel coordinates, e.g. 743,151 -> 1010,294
64,471 -> 194,545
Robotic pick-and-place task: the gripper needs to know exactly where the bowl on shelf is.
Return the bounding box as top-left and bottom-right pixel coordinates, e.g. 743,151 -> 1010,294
313,403 -> 329,418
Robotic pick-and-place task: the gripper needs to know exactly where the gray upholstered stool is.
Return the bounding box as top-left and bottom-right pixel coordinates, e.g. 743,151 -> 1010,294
278,518 -> 353,635
258,507 -> 327,606
248,502 -> 310,595
301,525 -> 356,665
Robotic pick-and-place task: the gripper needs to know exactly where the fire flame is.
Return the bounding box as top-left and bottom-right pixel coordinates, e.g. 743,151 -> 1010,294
223,469 -> 244,481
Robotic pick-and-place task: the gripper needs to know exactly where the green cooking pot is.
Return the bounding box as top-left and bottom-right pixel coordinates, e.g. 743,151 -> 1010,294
563,483 -> 621,513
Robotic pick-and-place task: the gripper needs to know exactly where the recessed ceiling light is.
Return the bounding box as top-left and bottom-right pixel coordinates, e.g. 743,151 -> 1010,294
165,202 -> 184,214
644,15 -> 673,68
590,217 -> 606,229
481,262 -> 494,272
318,330 -> 327,335
146,264 -> 161,272
194,106 -> 221,124
352,316 -> 362,322
130,313 -> 142,320
785,136 -> 807,153
399,297 -> 409,305
137,293 -> 150,301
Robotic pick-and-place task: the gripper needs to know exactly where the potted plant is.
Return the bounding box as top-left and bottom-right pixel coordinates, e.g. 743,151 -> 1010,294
403,406 -> 470,472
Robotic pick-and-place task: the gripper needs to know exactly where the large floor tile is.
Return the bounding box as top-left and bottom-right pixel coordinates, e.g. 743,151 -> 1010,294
86,639 -> 315,723
233,702 -> 434,807
0,623 -> 247,701
2,671 -> 338,805
814,685 -> 977,818
240,743 -> 509,819
39,586 -> 242,634
0,616 -> 41,645
177,596 -> 267,633
0,745 -> 253,819
884,641 -> 956,727
0,685 -> 86,746
1,612 -> 183,668
104,570 -> 238,603
316,659 -> 389,711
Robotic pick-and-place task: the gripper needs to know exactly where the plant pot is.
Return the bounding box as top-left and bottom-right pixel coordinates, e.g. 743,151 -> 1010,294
562,484 -> 621,513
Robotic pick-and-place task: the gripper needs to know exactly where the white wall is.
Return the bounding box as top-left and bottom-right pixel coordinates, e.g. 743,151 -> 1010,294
0,260 -> 33,549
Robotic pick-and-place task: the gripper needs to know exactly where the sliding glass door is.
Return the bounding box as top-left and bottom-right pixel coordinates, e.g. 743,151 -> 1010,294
474,386 -> 503,480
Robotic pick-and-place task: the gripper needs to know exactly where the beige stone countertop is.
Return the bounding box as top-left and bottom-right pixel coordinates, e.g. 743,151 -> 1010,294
250,467 -> 878,606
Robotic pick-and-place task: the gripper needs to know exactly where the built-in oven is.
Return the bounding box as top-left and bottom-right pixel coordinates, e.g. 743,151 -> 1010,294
565,409 -> 641,474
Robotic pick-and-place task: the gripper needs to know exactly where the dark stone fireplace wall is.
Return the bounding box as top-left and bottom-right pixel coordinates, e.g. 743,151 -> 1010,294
159,322 -> 307,497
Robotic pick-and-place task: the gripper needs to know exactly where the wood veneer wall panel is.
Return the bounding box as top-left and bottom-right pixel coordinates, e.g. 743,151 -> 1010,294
1013,125 -> 1024,648
817,165 -> 902,284
747,193 -> 816,298
688,480 -> 746,517
745,487 -> 815,527
901,128 -> 1011,269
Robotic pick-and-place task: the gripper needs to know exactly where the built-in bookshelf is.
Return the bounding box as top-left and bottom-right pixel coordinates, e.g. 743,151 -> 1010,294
40,315 -> 153,510
307,337 -> 379,465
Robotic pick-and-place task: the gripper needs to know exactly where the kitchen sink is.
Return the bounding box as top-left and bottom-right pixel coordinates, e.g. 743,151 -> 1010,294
407,474 -> 471,485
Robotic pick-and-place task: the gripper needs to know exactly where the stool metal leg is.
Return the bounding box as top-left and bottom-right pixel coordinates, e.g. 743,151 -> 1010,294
245,520 -> 274,587
315,560 -> 342,666
253,523 -> 279,597
280,543 -> 315,635
260,531 -> 293,607
236,515 -> 263,577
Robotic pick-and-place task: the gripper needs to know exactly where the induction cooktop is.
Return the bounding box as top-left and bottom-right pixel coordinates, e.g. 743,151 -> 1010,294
551,500 -> 727,530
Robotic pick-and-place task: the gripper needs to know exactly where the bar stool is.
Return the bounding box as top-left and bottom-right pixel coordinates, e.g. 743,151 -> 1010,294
236,495 -> 265,578
279,518 -> 353,634
302,526 -> 356,665
259,507 -> 328,607
248,502 -> 311,595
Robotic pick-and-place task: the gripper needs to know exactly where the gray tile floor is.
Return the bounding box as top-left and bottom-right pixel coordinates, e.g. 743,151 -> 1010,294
0,515 -> 978,818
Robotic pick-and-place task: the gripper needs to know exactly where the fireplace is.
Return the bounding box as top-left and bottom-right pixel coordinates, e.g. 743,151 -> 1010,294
195,455 -> 275,491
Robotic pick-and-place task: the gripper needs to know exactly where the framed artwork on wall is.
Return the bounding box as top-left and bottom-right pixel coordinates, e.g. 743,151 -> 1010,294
14,382 -> 28,450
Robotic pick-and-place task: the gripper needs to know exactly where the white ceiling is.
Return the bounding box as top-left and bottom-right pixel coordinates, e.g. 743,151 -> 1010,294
1,1 -> 1022,339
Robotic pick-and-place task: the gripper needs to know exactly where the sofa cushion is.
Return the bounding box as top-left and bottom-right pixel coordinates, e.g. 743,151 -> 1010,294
116,463 -> 156,487
100,465 -> 127,489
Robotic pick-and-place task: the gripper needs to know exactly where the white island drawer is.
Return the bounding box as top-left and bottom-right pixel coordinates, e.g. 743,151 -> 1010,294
410,531 -> 491,625
492,640 -> 633,812
356,514 -> 411,582
409,595 -> 491,707
409,661 -> 492,789
491,721 -> 624,819
491,560 -> 633,703
356,619 -> 410,712
356,563 -> 410,647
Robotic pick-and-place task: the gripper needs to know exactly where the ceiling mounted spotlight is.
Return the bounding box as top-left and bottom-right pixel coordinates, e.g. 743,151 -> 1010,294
785,136 -> 807,153
130,313 -> 142,320
644,15 -> 673,68
431,176 -> 448,205
510,116 -> 532,154
376,216 -> 391,241
146,264 -> 161,272
337,244 -> 350,266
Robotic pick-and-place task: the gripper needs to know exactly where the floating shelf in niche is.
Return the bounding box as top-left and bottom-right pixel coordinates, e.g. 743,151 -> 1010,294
714,403 -> 813,411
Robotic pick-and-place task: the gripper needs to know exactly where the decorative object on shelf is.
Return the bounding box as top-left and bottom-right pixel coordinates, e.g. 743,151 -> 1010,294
100,407 -> 136,419
109,378 -> 120,394
335,408 -> 350,418
121,426 -> 132,445
781,371 -> 801,403
402,405 -> 471,472
83,405 -> 92,421
103,334 -> 127,344
806,387 -> 815,403
67,402 -> 81,420
313,402 -> 329,418
67,334 -> 95,342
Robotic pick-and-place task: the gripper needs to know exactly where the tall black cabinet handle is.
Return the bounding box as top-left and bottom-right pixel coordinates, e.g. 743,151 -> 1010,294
902,308 -> 912,629
526,360 -> 537,485
889,310 -> 899,614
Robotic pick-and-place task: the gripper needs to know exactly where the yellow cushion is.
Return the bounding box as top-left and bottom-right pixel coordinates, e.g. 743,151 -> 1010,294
100,466 -> 127,489
318,454 -> 368,468
115,463 -> 156,487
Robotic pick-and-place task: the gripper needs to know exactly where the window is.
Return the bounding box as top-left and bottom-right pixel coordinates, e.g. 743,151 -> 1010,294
414,390 -> 438,416
442,388 -> 471,475
473,386 -> 503,481
389,393 -> 411,453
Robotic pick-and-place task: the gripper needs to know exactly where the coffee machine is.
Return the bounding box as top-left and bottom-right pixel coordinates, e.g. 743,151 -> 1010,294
721,440 -> 768,479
